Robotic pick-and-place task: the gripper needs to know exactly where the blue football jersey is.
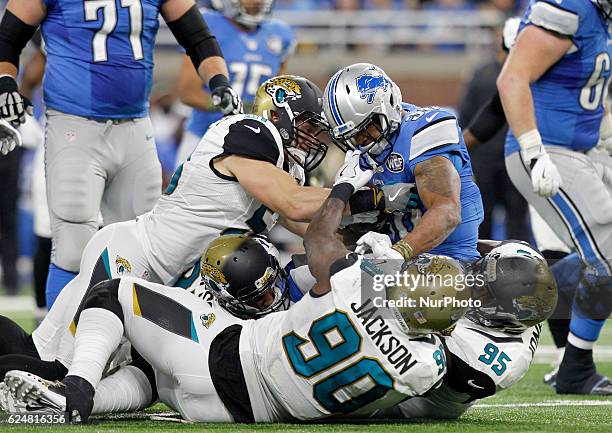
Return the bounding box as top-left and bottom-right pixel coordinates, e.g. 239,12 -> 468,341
186,10 -> 295,138
506,0 -> 611,154
371,103 -> 484,262
42,0 -> 163,119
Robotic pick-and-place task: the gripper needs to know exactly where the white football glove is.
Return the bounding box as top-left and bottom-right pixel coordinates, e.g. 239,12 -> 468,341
588,146 -> 612,188
599,111 -> 612,156
518,130 -> 562,197
0,118 -> 22,155
355,231 -> 403,260
334,150 -> 374,191
0,75 -> 33,128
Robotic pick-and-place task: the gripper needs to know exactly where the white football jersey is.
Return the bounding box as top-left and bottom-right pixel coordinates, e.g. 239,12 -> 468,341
382,317 -> 542,419
239,254 -> 447,422
137,114 -> 285,285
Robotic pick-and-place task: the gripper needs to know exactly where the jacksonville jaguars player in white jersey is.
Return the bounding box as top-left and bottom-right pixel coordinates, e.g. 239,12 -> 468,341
498,0 -> 612,394
0,0 -> 243,310
175,0 -> 296,167
323,63 -> 484,266
5,159 -> 464,423
0,76 -> 386,387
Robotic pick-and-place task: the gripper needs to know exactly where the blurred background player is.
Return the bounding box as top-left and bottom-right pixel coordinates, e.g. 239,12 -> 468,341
498,0 -> 612,394
175,0 -> 296,166
0,0 -> 241,309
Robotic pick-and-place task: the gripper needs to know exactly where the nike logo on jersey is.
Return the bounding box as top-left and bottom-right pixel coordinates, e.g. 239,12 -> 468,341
244,125 -> 261,134
468,379 -> 485,389
425,112 -> 439,122
388,189 -> 403,202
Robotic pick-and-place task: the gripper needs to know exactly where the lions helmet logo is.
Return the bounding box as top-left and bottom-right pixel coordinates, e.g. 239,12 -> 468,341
115,256 -> 132,275
200,313 -> 216,329
264,77 -> 302,107
356,72 -> 390,104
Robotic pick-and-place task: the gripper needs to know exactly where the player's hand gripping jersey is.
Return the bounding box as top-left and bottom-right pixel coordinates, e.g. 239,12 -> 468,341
138,114 -> 286,285
380,317 -> 542,419
506,0 -> 611,155
239,255 -> 447,421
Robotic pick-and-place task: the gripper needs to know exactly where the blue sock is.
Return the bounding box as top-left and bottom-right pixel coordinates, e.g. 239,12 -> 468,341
569,314 -> 605,343
46,263 -> 77,309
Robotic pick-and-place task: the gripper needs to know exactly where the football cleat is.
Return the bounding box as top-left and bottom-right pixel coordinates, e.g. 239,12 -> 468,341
556,373 -> 612,396
0,381 -> 28,413
4,371 -> 67,417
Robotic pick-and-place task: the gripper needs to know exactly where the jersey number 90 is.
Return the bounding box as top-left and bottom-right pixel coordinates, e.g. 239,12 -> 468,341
283,310 -> 394,413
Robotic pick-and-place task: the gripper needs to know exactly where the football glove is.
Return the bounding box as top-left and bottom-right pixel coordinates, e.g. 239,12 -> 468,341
599,112 -> 612,156
0,75 -> 32,128
211,85 -> 243,115
355,231 -> 403,260
518,129 -> 562,198
334,150 -> 374,192
0,118 -> 22,155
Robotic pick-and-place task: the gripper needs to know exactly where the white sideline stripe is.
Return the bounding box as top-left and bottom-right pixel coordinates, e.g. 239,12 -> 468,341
474,400 -> 612,408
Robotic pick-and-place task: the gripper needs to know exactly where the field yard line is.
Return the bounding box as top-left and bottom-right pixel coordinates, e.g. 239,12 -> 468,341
474,400 -> 612,408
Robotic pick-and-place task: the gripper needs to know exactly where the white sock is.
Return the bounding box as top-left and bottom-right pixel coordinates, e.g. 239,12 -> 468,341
567,332 -> 595,350
67,308 -> 124,389
92,365 -> 153,414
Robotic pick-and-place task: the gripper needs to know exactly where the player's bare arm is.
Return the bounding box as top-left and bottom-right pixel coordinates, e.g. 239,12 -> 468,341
178,54 -> 213,111
497,26 -> 571,138
219,155 -> 331,222
304,187 -> 353,296
396,156 -> 461,257
278,216 -> 309,238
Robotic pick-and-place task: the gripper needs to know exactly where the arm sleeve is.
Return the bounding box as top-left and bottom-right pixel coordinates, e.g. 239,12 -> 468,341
527,0 -> 579,37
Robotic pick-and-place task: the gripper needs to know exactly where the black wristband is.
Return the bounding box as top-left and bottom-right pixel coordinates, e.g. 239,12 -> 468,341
209,74 -> 230,92
349,187 -> 384,215
329,183 -> 354,204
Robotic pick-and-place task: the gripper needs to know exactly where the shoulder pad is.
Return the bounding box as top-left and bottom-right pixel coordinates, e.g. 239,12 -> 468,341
528,0 -> 580,36
408,109 -> 459,160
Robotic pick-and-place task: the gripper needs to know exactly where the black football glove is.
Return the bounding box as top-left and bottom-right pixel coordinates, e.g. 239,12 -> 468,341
0,75 -> 33,128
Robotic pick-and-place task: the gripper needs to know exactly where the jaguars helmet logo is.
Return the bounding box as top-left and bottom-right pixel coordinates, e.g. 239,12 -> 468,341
115,256 -> 132,275
200,313 -> 216,329
201,263 -> 228,294
264,77 -> 302,107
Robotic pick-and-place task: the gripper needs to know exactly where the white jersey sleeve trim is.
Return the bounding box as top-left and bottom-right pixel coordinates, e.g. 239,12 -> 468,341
528,2 -> 579,37
410,118 -> 459,161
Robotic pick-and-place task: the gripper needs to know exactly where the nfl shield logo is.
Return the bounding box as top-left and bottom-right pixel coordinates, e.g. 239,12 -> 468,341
386,152 -> 404,173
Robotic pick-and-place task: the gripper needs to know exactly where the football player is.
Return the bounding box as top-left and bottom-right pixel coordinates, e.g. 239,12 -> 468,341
374,241 -> 557,419
323,63 -> 484,265
176,0 -> 296,167
0,76 -> 382,384
0,0 -> 241,309
6,162 -> 465,423
497,0 -> 612,394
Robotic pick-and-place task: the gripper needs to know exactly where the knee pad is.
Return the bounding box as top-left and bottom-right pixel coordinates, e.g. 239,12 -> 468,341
51,221 -> 98,272
574,272 -> 612,320
81,279 -> 124,324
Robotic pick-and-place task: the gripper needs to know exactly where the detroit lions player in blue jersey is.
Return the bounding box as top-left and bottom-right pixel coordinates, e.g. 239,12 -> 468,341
175,0 -> 296,166
0,0 -> 242,309
498,0 -> 612,394
323,63 -> 483,264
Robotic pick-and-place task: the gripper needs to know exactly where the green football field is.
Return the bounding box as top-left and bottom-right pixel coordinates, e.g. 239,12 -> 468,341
1,311 -> 612,433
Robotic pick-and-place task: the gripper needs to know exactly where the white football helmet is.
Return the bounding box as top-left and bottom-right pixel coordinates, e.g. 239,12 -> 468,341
211,0 -> 275,28
323,63 -> 403,165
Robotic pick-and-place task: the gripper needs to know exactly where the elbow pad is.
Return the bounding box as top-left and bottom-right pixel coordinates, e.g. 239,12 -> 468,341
0,10 -> 38,68
167,5 -> 223,71
467,92 -> 507,144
